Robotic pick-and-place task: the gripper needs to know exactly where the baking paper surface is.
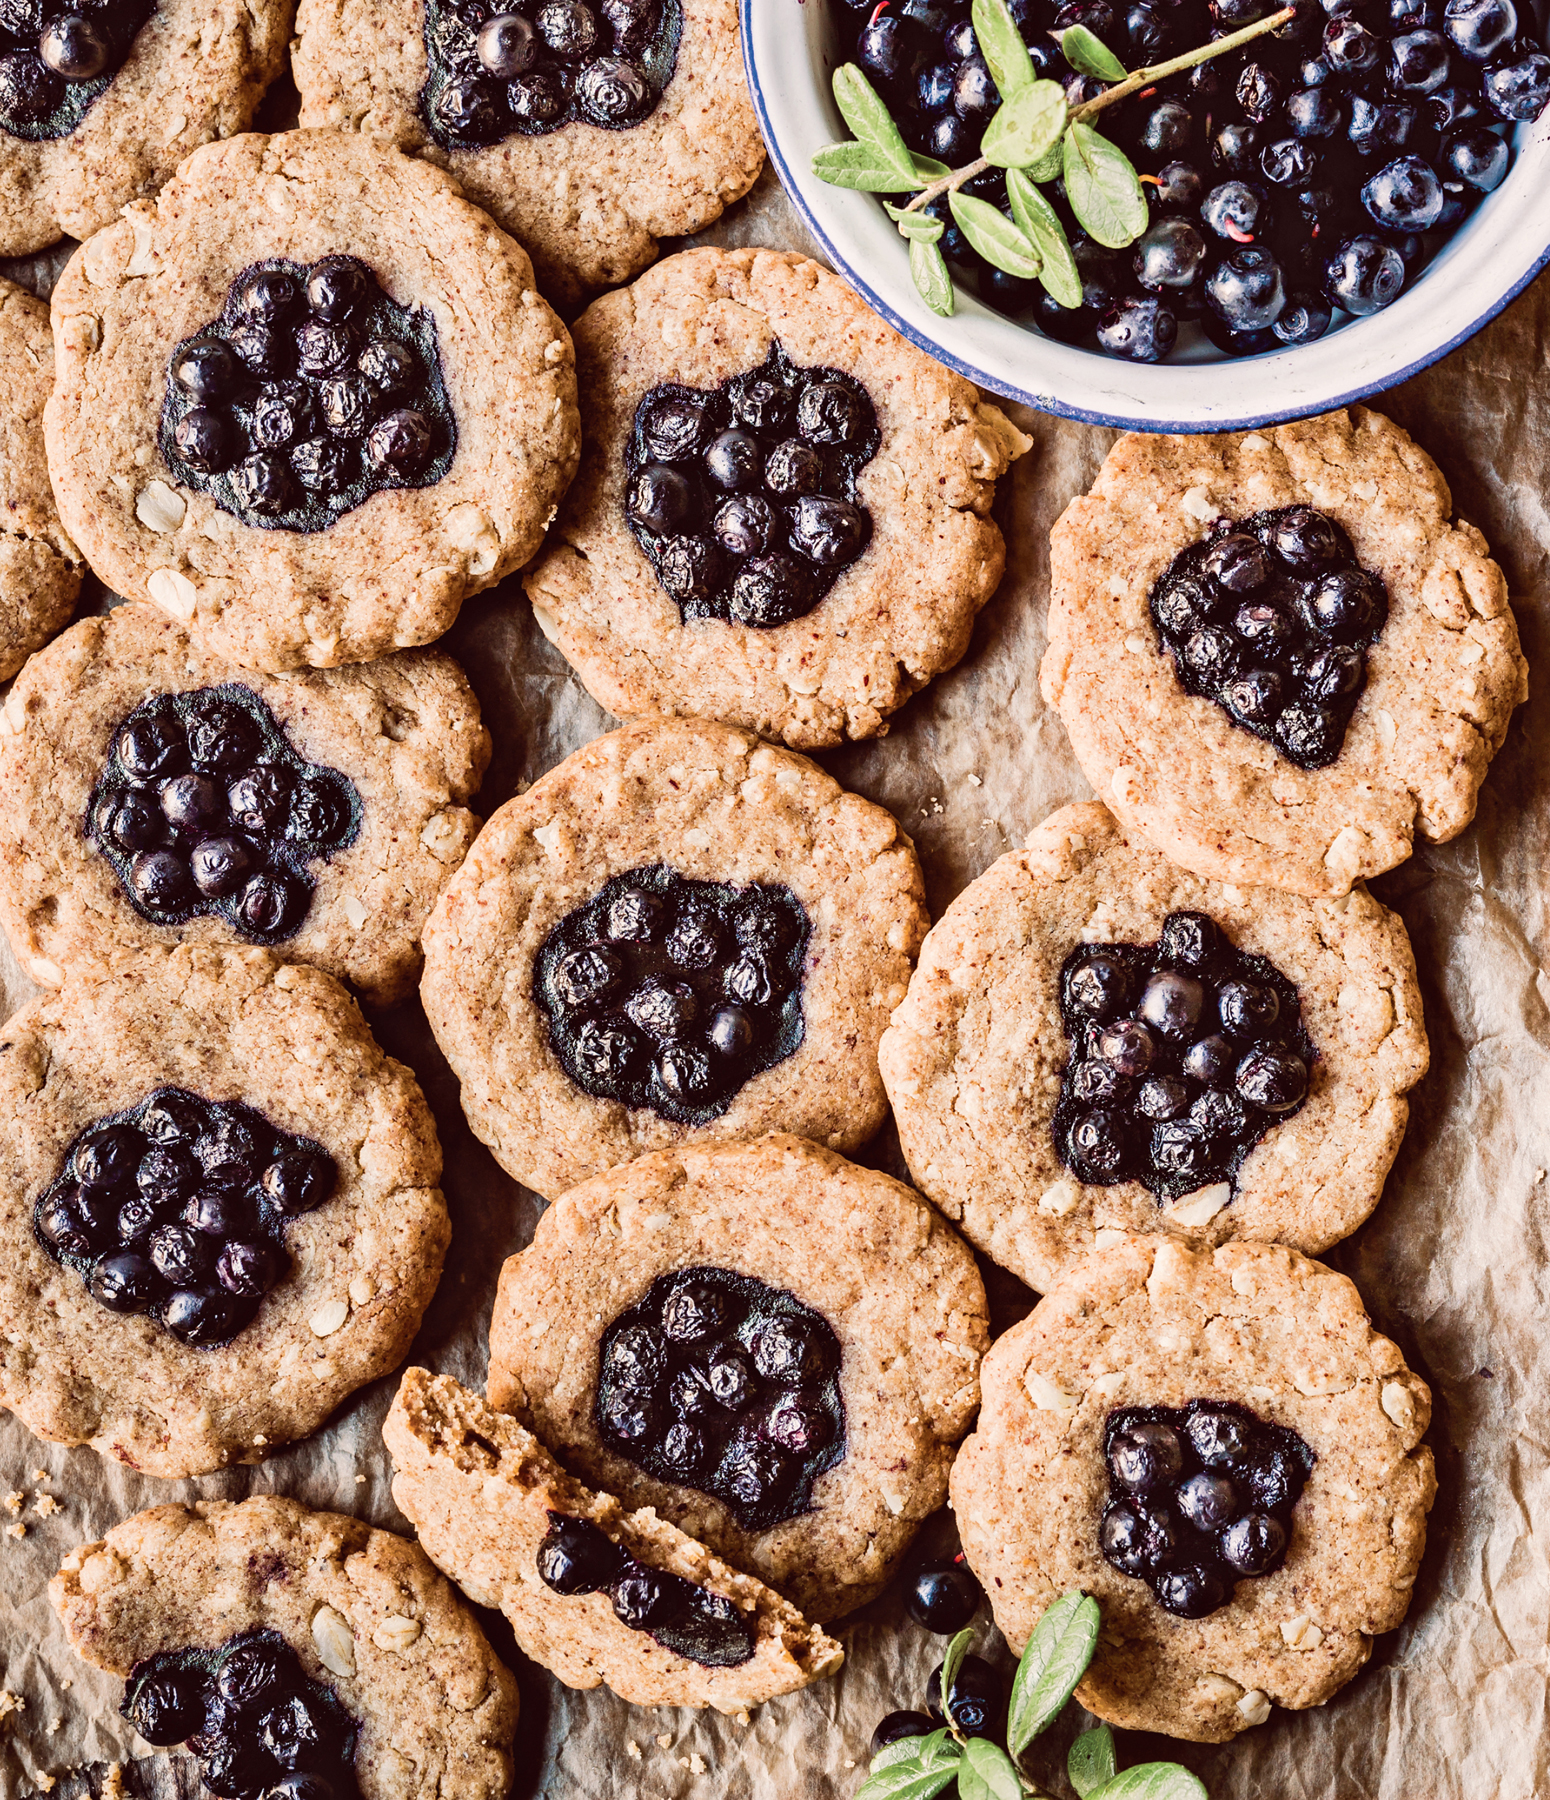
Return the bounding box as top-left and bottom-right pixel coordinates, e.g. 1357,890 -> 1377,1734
1,165 -> 1547,1800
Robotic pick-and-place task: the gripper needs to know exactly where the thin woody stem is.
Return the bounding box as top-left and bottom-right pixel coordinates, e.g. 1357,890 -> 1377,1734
897,4 -> 1296,224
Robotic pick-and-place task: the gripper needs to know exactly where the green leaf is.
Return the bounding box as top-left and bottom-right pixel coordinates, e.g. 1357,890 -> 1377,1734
858,1730 -> 963,1800
939,1627 -> 976,1706
1021,139 -> 1064,182
1061,121 -> 1148,248
1006,167 -> 1082,307
912,152 -> 952,180
1058,23 -> 1128,80
972,0 -> 1035,96
910,236 -> 955,316
885,201 -> 946,241
1006,1590 -> 1101,1755
948,191 -> 1042,279
832,63 -> 919,182
1068,1725 -> 1119,1799
980,78 -> 1067,169
956,1738 -> 1025,1800
1088,1764 -> 1210,1800
811,141 -> 924,192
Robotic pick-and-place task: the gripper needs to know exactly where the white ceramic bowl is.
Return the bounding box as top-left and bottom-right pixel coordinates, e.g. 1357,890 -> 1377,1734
742,0 -> 1550,428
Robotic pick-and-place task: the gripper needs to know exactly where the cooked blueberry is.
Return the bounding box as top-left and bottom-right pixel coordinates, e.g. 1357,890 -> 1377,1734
231,452 -> 294,516
641,396 -> 708,462
1136,1076 -> 1191,1121
239,873 -> 306,936
198,1730 -> 277,1795
1110,1419 -> 1185,1490
172,407 -> 237,475
38,12 -> 111,79
227,766 -> 292,834
871,1711 -> 935,1755
730,555 -> 811,627
0,50 -> 61,121
1176,1470 -> 1240,1531
1065,951 -> 1131,1019
751,1314 -> 830,1384
705,1343 -> 757,1409
661,1275 -> 731,1343
729,371 -> 792,433
128,849 -> 191,911
719,1433 -> 796,1509
599,1383 -> 661,1441
1220,1510 -> 1288,1573
627,464 -> 694,534
625,978 -> 698,1041
655,535 -> 721,604
88,1250 -> 158,1312
124,1668 -> 207,1746
36,1188 -> 105,1257
906,1560 -> 982,1633
711,494 -> 776,556
265,1774 -> 339,1800
1183,624 -> 1239,684
572,1018 -> 645,1084
1099,1499 -> 1153,1575
215,1637 -> 292,1714
1185,1406 -> 1251,1465
606,886 -> 664,942
538,1515 -> 626,1593
262,1148 -> 334,1216
763,438 -> 825,496
116,1194 -> 161,1245
170,341 -> 240,405
1095,1019 -> 1156,1076
702,428 -> 761,492
925,1654 -> 1002,1739
1235,1046 -> 1309,1111
229,322 -> 291,379
611,1566 -> 684,1630
656,1042 -> 715,1100
73,1124 -> 141,1190
1155,1564 -> 1227,1617
665,909 -> 722,969
1137,972 -> 1206,1040
1071,1058 -> 1130,1104
765,1393 -> 833,1455
216,1239 -> 280,1297
140,1089 -> 204,1144
552,946 -> 622,1006
1246,1445 -> 1302,1509
258,1689 -> 336,1771
137,1145 -> 200,1211
791,495 -> 869,566
365,408 -> 434,476
184,1189 -> 252,1239
187,837 -> 258,899
1067,1108 -> 1127,1179
605,1321 -> 667,1390
508,67 -> 569,121
1225,667 -> 1285,724
149,1223 -> 211,1287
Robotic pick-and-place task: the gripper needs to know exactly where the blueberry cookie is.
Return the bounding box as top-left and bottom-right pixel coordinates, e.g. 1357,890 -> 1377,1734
880,802 -> 1428,1296
44,127 -> 579,672
1042,407 -> 1527,896
949,1235 -> 1437,1742
291,0 -> 763,308
0,0 -> 292,257
484,1136 -> 989,1621
419,715 -> 929,1196
0,947 -> 449,1478
0,274 -> 80,678
50,1495 -> 519,1797
521,248 -> 1030,749
0,601 -> 489,1006
386,1367 -> 847,1711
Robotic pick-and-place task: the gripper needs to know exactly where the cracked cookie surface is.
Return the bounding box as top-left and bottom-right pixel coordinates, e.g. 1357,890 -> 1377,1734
0,275 -> 79,678
1041,408 -> 1527,895
950,1235 -> 1437,1742
43,127 -> 579,673
292,0 -> 762,308
0,948 -> 449,1478
521,248 -> 1029,749
879,802 -> 1428,1295
50,1494 -> 518,1797
484,1135 -> 989,1621
386,1366 -> 846,1711
0,601 -> 489,1006
0,0 -> 292,257
418,715 -> 929,1196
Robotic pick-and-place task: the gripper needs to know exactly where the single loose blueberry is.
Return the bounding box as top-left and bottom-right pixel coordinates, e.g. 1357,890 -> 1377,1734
1362,155 -> 1445,230
925,1654 -> 1002,1739
906,1560 -> 983,1633
641,395 -> 708,462
1134,218 -> 1208,292
1441,124 -> 1512,188
1096,295 -> 1177,362
871,1711 -> 934,1755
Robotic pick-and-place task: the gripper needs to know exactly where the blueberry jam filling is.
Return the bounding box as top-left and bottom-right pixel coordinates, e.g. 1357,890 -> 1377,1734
1055,910 -> 1314,1200
420,0 -> 681,148
1100,1399 -> 1314,1618
87,684 -> 360,945
121,1626 -> 358,1799
1150,506 -> 1389,768
33,1087 -> 336,1349
833,0 -> 1550,359
624,340 -> 880,629
158,257 -> 456,534
533,864 -> 810,1125
0,0 -> 153,142
593,1265 -> 846,1532
536,1512 -> 756,1667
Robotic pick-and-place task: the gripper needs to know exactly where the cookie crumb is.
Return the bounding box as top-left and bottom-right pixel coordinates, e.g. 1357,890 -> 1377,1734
104,1766 -> 127,1800
734,1710 -> 750,1726
688,1753 -> 707,1774
33,1494 -> 58,1517
1534,1169 -> 1546,1185
3,1492 -> 21,1516
253,1434 -> 268,1446
31,1470 -> 47,1483
655,1733 -> 673,1748
0,1692 -> 20,1726
355,1473 -> 367,1485
6,1522 -> 26,1539
626,1742 -> 642,1761
966,774 -> 981,787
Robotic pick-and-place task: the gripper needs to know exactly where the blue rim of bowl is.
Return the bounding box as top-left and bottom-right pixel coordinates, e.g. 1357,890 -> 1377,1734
741,0 -> 1550,432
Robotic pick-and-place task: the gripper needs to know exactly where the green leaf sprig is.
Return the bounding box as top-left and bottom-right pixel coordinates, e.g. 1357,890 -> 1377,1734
853,1591 -> 1206,1800
811,0 -> 1295,318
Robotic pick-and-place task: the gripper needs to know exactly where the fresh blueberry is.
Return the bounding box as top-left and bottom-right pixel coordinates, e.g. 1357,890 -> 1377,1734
1443,0 -> 1517,59
1206,247 -> 1286,331
906,1559 -> 984,1633
1482,46 -> 1550,116
1096,295 -> 1178,361
1134,218 -> 1208,292
1324,234 -> 1406,313
871,1711 -> 934,1755
925,1654 -> 1002,1739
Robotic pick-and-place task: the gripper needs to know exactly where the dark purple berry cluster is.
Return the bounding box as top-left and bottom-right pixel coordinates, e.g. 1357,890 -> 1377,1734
1100,1400 -> 1313,1617
88,684 -> 359,945
158,257 -> 456,533
593,1264 -> 846,1531
870,1652 -> 1005,1755
533,864 -> 810,1124
536,1512 -> 756,1666
1055,910 -> 1314,1199
1151,504 -> 1389,766
121,1627 -> 358,1799
0,0 -> 151,141
837,0 -> 1550,359
33,1087 -> 336,1348
421,0 -> 679,145
624,340 -> 880,629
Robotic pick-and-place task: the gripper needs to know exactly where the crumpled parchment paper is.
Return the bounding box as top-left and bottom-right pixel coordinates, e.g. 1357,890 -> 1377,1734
2,142 -> 1548,1800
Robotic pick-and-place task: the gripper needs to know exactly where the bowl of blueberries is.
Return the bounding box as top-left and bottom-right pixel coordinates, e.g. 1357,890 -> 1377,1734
742,0 -> 1550,426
